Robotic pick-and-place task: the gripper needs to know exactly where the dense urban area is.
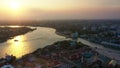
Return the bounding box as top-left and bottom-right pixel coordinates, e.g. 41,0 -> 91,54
0,20 -> 120,68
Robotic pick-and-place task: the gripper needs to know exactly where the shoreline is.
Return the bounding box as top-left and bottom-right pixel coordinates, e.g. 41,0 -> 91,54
13,27 -> 120,64
0,26 -> 120,67
14,40 -> 113,67
2,26 -> 120,64
0,27 -> 119,67
0,26 -> 36,43
55,30 -> 120,64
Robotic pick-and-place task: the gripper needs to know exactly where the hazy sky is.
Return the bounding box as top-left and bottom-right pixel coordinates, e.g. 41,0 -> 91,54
0,0 -> 120,20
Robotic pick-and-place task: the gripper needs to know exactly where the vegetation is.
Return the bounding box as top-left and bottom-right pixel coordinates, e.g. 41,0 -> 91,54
32,40 -> 88,56
0,27 -> 35,43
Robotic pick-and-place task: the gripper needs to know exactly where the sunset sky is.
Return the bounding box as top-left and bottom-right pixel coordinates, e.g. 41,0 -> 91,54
0,0 -> 120,20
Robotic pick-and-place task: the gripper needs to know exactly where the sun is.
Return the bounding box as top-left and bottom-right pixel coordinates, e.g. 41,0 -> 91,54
7,1 -> 24,17
9,2 -> 20,10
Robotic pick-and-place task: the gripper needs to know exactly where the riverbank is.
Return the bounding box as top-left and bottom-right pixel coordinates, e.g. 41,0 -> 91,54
0,26 -> 119,67
55,30 -> 120,65
2,40 -> 117,68
0,26 -> 36,43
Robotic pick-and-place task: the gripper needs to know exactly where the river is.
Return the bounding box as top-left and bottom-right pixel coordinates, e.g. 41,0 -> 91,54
0,26 -> 66,58
0,26 -> 120,64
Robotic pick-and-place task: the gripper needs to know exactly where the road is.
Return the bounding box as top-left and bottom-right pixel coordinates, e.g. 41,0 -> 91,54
78,38 -> 120,64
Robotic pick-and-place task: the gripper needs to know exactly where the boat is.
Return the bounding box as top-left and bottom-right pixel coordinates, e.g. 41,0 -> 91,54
14,40 -> 18,42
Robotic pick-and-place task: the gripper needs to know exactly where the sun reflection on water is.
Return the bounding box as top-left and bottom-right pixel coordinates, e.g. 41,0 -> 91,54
5,35 -> 31,58
0,27 -> 65,58
9,26 -> 21,28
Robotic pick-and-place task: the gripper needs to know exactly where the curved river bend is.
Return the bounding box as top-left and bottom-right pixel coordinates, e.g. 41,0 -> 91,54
0,26 -> 66,58
0,26 -> 120,64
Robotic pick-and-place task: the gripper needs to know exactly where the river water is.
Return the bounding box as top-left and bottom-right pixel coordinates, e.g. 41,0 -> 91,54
0,26 -> 120,64
0,26 -> 66,58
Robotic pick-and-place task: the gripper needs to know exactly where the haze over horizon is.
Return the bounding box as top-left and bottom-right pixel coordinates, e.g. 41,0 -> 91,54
0,0 -> 120,20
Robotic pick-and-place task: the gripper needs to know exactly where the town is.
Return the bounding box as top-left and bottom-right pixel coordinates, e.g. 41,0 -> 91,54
0,30 -> 119,68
